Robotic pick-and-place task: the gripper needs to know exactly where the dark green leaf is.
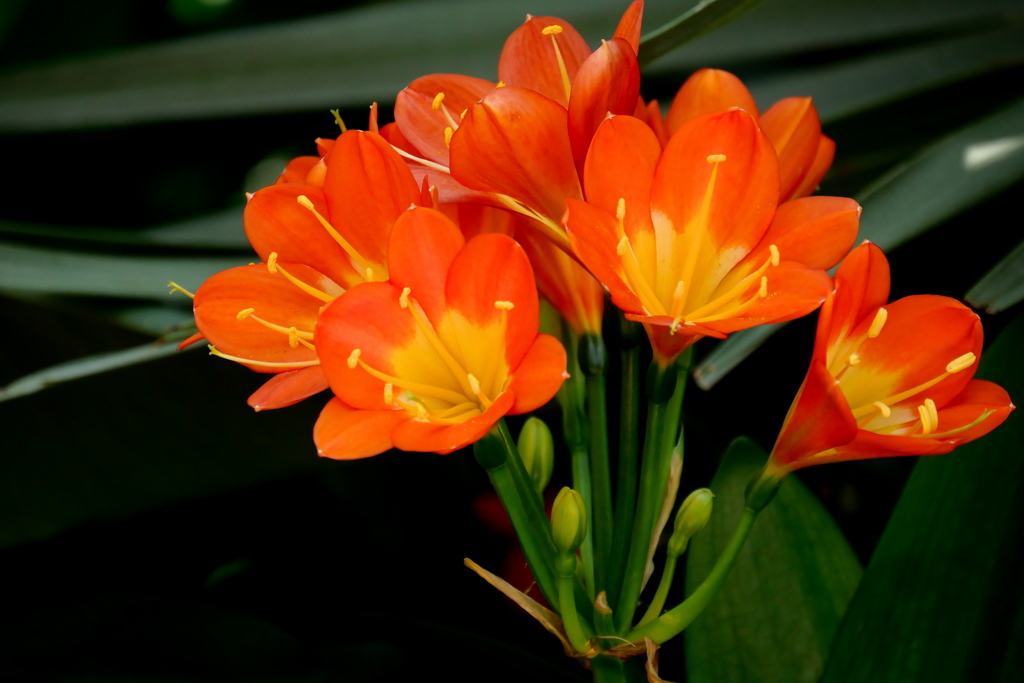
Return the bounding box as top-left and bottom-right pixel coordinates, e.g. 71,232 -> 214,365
685,437 -> 862,683
638,0 -> 765,67
820,313 -> 1024,682
966,238 -> 1024,314
692,324 -> 782,391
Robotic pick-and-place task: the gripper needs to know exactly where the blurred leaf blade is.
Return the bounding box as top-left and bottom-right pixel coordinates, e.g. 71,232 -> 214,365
692,324 -> 783,391
638,0 -> 765,67
966,239 -> 1024,313
821,314 -> 1024,681
686,437 -> 862,683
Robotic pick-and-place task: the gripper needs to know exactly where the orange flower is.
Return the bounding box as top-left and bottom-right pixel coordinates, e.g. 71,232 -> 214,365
766,242 -> 1013,476
565,110 -> 859,363
313,207 -> 567,458
192,129 -> 422,410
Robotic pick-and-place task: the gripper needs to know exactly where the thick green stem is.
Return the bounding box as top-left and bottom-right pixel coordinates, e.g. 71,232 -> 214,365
636,554 -> 678,627
558,558 -> 593,653
626,507 -> 759,643
608,340 -> 640,609
591,656 -> 647,683
584,356 -> 613,596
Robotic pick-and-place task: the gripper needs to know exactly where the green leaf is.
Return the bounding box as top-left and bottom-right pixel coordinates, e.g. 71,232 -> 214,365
685,437 -> 862,683
638,0 -> 765,67
692,324 -> 782,391
748,24 -> 1024,123
857,95 -> 1024,251
966,239 -> 1024,314
820,313 -> 1024,682
0,241 -> 246,298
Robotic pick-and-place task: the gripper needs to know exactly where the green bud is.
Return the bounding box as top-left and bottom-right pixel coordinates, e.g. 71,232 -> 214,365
551,486 -> 588,557
518,417 -> 555,492
667,488 -> 714,558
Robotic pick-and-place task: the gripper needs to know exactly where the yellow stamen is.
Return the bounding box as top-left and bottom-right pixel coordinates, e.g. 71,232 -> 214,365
384,382 -> 394,405
677,155 -> 725,314
670,281 -> 686,320
296,195 -> 374,275
769,244 -> 780,267
391,145 -> 452,174
908,409 -> 995,440
496,81 -> 505,88
267,252 -> 279,273
494,301 -> 515,311
238,309 -> 315,342
873,401 -> 891,418
706,154 -> 727,164
208,345 -> 319,368
431,401 -> 481,419
947,352 -> 977,374
287,327 -> 299,348
460,109 -> 467,119
168,281 -> 195,299
405,298 -> 477,399
331,109 -> 347,132
759,276 -> 768,298
925,398 -> 939,427
266,256 -> 336,303
868,307 -> 888,338
347,349 -> 361,369
400,287 -> 412,309
613,198 -> 663,316
297,338 -> 316,351
414,401 -> 431,419
541,24 -> 562,35
467,373 -> 481,395
918,404 -> 933,435
542,25 -> 572,102
237,308 -> 255,320
466,373 -> 493,409
431,92 -> 445,110
616,236 -> 630,255
616,197 -> 626,222
444,126 -> 453,148
365,267 -> 375,282
849,352 -> 861,366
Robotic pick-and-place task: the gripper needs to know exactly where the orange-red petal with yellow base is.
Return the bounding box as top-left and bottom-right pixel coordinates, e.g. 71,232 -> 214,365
391,391 -> 516,455
508,333 -> 569,414
565,197 -> 647,316
248,366 -> 330,411
276,156 -> 319,185
650,109 -> 778,303
759,97 -> 825,202
567,37 -> 641,176
498,15 -> 592,107
613,0 -> 644,54
244,184 -> 363,289
444,232 -> 539,369
665,68 -> 759,134
821,242 -> 891,359
769,358 -> 859,470
395,74 -> 495,166
314,397 -> 406,460
194,263 -> 325,372
322,130 -> 422,270
387,207 -> 466,323
450,87 -> 582,227
791,135 -> 836,199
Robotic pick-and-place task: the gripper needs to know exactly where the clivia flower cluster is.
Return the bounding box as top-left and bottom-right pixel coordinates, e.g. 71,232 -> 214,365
182,1 -> 1012,678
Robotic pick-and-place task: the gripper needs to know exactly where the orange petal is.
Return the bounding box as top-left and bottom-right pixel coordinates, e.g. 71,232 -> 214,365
445,233 -> 540,369
665,69 -> 759,134
565,197 -> 646,316
248,366 -> 330,411
613,0 -> 644,54
387,207 -> 466,323
244,184 -> 362,288
314,397 -> 405,460
823,242 -> 890,359
759,97 -> 824,202
770,358 -> 859,469
395,74 -> 495,165
322,130 -> 422,269
391,391 -> 515,454
567,37 -> 641,176
449,203 -> 520,240
508,333 -> 568,414
498,15 -> 592,107
645,99 -> 671,148
519,228 -> 605,335
791,135 -> 836,199
378,121 -> 421,156
276,156 -> 319,185
931,379 -> 1014,442
193,264 -> 325,372
450,87 -> 582,226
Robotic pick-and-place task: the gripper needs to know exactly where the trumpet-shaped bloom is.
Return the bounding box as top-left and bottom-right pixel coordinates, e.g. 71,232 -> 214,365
192,129 -> 422,410
766,242 -> 1013,476
565,110 -> 859,362
313,207 -> 567,458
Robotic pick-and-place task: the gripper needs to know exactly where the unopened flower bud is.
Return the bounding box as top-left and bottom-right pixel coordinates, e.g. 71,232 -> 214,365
667,488 -> 714,558
518,417 -> 555,492
551,487 -> 587,558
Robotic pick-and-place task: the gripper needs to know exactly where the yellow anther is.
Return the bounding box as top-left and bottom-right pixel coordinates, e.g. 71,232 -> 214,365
873,401 -> 891,418
236,308 -> 255,320
384,382 -> 394,405
849,352 -> 861,366
400,287 -> 411,309
616,197 -> 626,222
467,373 -> 482,395
759,276 -> 768,298
925,398 -> 939,426
267,252 -> 279,274
541,24 -> 563,35
669,317 -> 683,335
414,401 -> 431,419
365,267 -> 375,282
706,154 -> 727,164
444,126 -> 454,148
918,403 -> 933,435
287,327 -> 299,348
331,109 -> 347,132
868,307 -> 888,338
347,348 -> 362,369
494,301 -> 515,310
946,352 -> 977,374
460,109 -> 468,119
769,244 -> 780,267
167,281 -> 195,299
616,236 -> 629,255
431,92 -> 445,110
496,81 -> 505,88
